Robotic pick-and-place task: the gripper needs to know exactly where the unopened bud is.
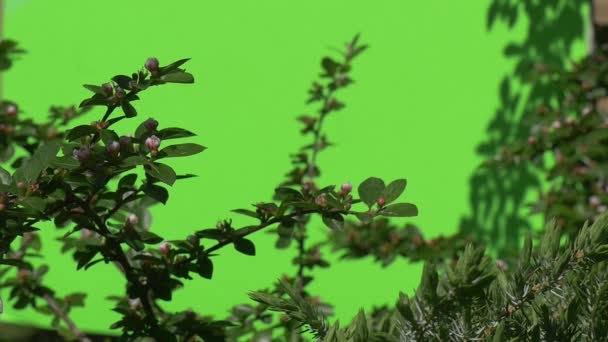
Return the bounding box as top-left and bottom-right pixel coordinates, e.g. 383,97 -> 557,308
5,104 -> 17,116
102,83 -> 113,97
496,259 -> 508,272
144,118 -> 159,131
128,298 -> 142,309
187,235 -> 200,247
126,214 -> 138,226
17,182 -> 26,190
340,182 -> 353,194
106,141 -> 120,156
552,120 -> 562,130
376,197 -> 386,207
145,135 -> 161,152
159,241 -> 171,254
80,228 -> 95,239
75,147 -> 91,163
565,117 -> 575,125
589,196 -> 601,207
527,136 -> 537,144
119,135 -> 132,147
145,57 -> 160,72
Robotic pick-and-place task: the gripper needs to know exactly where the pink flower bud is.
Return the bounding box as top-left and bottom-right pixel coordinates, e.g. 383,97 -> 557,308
565,117 -> 575,125
5,104 -> 17,116
145,135 -> 161,152
75,147 -> 91,163
17,182 -> 26,189
340,182 -> 353,194
527,136 -> 537,144
102,83 -> 113,96
144,118 -> 159,131
159,241 -> 171,254
552,120 -> 562,130
589,196 -> 601,207
376,197 -> 386,207
106,141 -> 120,155
145,58 -> 160,72
126,214 -> 138,226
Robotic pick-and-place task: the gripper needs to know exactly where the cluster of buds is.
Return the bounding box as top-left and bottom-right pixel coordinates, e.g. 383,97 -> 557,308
113,87 -> 126,102
145,135 -> 161,157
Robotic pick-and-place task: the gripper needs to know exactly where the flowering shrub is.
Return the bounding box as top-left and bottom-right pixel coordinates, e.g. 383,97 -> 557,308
0,34 -> 435,341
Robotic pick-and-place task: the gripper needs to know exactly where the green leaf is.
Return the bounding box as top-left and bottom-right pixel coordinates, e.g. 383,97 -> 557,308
112,75 -> 132,89
157,127 -> 196,140
120,156 -> 148,167
196,257 -> 213,279
322,212 -> 344,230
156,143 -> 206,159
139,231 -> 163,244
49,156 -> 80,170
358,177 -> 385,207
161,72 -> 194,83
67,125 -> 97,141
382,179 -> 407,204
146,163 -> 177,186
83,84 -> 104,94
13,142 -> 60,183
20,196 -> 46,212
378,203 -> 418,217
234,238 -> 256,256
100,129 -> 119,144
231,209 -> 259,219
0,165 -> 11,185
159,58 -> 191,74
121,101 -> 137,118
118,174 -> 138,188
142,183 -> 169,205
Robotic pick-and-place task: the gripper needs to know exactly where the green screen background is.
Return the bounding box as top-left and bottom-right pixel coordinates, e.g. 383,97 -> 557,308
2,0 -> 589,335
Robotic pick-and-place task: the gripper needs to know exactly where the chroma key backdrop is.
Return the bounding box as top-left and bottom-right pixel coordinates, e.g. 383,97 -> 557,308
0,0 -> 590,339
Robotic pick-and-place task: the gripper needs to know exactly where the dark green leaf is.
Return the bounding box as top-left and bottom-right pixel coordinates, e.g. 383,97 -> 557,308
146,163 -> 177,186
139,231 -> 163,244
120,156 -> 148,167
142,183 -> 169,205
157,127 -> 196,140
196,257 -> 213,279
100,129 -> 119,144
159,58 -> 191,74
83,84 -> 104,94
49,156 -> 80,170
231,209 -> 259,219
382,179 -> 407,204
112,75 -> 132,89
379,203 -> 418,217
156,143 -> 206,159
118,174 -> 138,188
358,177 -> 385,207
67,125 -> 97,141
322,212 -> 344,230
121,101 -> 137,118
234,238 -> 256,256
161,72 -> 194,84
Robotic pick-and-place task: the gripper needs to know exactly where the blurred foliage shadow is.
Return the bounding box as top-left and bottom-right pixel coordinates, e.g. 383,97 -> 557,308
459,0 -> 587,258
